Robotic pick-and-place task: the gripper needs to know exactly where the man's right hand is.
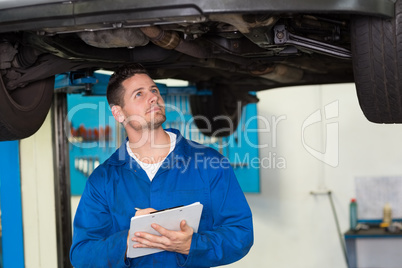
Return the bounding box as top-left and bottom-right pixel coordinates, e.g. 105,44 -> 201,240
135,208 -> 157,217
126,208 -> 157,257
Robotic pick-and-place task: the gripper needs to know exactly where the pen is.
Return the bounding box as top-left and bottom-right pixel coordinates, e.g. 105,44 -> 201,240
135,207 -> 141,211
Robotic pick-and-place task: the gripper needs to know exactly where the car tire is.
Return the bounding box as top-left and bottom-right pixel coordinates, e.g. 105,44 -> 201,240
351,0 -> 402,123
0,76 -> 55,141
189,89 -> 242,137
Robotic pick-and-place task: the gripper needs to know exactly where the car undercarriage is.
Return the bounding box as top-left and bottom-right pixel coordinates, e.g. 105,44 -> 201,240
0,0 -> 399,140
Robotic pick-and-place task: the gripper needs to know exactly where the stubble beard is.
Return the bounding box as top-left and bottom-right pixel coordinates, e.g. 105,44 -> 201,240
127,113 -> 167,131
147,113 -> 166,130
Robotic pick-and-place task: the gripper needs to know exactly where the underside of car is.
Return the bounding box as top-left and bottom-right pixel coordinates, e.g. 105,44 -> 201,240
0,0 -> 400,140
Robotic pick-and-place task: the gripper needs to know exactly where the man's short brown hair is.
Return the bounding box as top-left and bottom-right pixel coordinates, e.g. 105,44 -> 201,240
106,63 -> 150,107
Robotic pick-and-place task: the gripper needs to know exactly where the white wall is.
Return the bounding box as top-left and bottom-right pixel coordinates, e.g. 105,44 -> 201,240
226,83 -> 402,268
20,112 -> 58,268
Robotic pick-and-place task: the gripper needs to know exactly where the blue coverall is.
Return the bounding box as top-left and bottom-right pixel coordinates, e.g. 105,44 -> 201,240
70,129 -> 253,267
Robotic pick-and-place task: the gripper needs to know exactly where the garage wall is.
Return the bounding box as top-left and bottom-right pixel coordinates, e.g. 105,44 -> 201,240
226,83 -> 402,268
20,112 -> 58,268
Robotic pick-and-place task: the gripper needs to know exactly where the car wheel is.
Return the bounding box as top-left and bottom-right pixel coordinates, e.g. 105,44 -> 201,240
0,75 -> 55,141
351,0 -> 402,123
189,89 -> 242,138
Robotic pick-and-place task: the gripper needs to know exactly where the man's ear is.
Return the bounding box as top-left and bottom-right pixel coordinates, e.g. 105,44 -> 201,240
111,105 -> 125,123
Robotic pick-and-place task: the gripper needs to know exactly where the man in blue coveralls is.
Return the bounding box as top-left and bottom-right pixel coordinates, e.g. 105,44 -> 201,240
70,64 -> 253,267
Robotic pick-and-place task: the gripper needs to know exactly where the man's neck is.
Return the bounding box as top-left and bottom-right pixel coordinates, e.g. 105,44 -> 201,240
127,127 -> 171,163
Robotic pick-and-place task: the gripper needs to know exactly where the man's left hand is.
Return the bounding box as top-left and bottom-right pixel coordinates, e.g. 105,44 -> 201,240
132,220 -> 193,255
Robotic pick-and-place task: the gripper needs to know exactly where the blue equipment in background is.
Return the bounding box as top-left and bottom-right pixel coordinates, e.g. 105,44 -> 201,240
0,141 -> 25,268
55,71 -> 260,195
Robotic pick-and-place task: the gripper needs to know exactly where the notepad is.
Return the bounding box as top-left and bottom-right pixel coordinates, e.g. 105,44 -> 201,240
127,202 -> 203,258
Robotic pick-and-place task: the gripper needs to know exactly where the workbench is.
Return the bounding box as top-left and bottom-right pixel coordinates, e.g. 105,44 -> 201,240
345,227 -> 402,268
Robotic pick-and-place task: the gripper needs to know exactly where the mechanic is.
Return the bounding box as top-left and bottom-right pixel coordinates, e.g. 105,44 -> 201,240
69,63 -> 254,267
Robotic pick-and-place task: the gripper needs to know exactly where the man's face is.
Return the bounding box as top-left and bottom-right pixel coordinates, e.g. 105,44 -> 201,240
116,73 -> 166,131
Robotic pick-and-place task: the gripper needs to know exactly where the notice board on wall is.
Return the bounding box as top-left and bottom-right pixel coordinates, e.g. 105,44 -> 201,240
355,176 -> 402,221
